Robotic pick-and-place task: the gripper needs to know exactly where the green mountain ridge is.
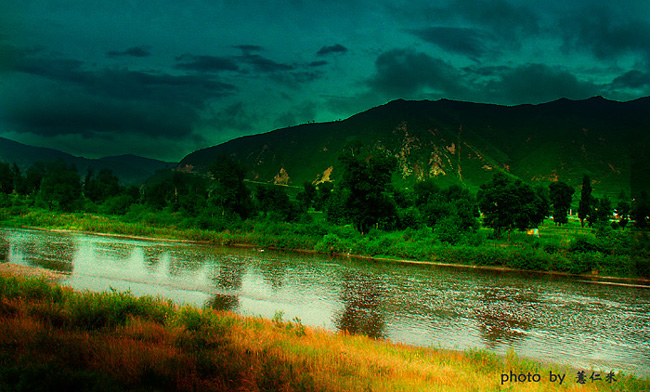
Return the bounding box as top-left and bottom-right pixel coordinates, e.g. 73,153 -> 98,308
179,96 -> 650,197
0,137 -> 175,185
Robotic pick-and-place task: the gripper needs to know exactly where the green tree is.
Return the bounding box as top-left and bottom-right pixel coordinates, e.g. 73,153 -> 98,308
296,182 -> 316,211
11,163 -> 24,195
144,171 -> 208,215
0,162 -> 14,194
335,146 -> 397,233
592,196 -> 612,226
578,175 -> 592,227
84,168 -> 123,203
414,181 -> 479,235
478,173 -> 545,240
21,163 -> 46,196
255,185 -> 298,222
615,191 -> 631,229
314,182 -> 333,211
631,191 -> 650,230
209,156 -> 254,219
549,181 -> 574,226
39,161 -> 82,211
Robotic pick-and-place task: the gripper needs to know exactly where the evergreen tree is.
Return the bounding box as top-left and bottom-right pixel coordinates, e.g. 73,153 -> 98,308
578,175 -> 592,227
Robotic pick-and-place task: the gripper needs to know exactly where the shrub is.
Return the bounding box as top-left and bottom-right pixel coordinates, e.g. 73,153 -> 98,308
314,234 -> 348,254
66,290 -> 171,330
570,236 -> 604,253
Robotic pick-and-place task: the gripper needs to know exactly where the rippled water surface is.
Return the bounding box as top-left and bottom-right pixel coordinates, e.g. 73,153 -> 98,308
2,227 -> 649,376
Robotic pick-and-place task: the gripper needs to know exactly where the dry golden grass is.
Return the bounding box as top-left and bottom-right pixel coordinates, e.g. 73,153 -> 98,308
0,274 -> 647,391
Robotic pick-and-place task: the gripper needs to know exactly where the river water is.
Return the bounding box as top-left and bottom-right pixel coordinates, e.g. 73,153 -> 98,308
1,227 -> 649,376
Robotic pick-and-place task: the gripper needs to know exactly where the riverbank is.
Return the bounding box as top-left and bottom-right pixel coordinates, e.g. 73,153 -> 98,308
0,261 -> 69,281
1,272 -> 647,392
4,215 -> 650,286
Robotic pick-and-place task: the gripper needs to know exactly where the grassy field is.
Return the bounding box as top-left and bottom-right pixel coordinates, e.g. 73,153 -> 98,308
1,274 -> 647,392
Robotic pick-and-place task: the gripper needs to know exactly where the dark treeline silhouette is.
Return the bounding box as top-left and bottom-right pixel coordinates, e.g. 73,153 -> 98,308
0,150 -> 647,236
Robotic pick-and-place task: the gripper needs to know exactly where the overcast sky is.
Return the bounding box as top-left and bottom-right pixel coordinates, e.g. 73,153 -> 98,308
2,0 -> 650,161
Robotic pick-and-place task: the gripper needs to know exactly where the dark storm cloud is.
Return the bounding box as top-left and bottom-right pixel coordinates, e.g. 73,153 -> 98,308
392,0 -> 539,44
231,45 -> 295,73
106,46 -> 151,58
5,49 -> 236,139
317,44 -> 347,56
14,51 -> 235,105
13,49 -> 87,85
367,49 -> 468,98
271,70 -> 323,87
238,53 -> 295,73
446,0 -> 539,37
484,64 -> 599,104
410,27 -> 489,58
6,91 -> 196,138
206,101 -> 260,133
233,45 -> 263,54
175,54 -> 239,73
612,70 -> 650,89
560,7 -> 650,61
309,60 -> 328,67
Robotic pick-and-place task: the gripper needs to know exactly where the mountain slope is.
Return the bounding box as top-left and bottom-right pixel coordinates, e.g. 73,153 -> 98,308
179,97 -> 650,196
0,137 -> 175,185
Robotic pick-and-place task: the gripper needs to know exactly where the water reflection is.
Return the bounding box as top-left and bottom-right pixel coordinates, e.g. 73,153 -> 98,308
212,256 -> 245,290
9,231 -> 74,273
336,271 -> 387,339
474,286 -> 536,347
258,257 -> 289,289
207,293 -> 239,311
0,233 -> 9,261
94,242 -> 132,260
143,247 -> 164,270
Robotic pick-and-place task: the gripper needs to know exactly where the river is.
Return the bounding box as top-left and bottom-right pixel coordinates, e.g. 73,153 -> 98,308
1,227 -> 649,377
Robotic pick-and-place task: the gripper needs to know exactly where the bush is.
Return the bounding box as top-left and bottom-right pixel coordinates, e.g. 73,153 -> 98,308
433,216 -> 464,245
100,195 -> 135,216
66,290 -> 171,330
570,236 -> 605,253
314,234 -> 349,254
0,276 -> 67,303
568,253 -> 596,274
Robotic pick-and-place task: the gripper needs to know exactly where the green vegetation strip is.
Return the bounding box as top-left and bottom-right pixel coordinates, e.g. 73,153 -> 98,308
2,208 -> 650,281
1,275 -> 648,392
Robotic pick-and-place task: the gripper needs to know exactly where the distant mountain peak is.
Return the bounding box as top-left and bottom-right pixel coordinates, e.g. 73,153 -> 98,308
178,96 -> 650,196
0,137 -> 175,185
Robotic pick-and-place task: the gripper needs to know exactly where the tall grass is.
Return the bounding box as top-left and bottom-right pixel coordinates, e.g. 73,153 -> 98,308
1,275 -> 647,391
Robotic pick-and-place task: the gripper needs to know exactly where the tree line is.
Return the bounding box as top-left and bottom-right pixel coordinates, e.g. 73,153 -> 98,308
0,152 -> 648,237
